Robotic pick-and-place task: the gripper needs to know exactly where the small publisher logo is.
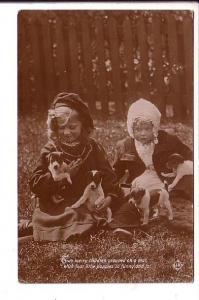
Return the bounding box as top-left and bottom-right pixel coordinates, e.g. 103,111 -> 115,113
172,259 -> 183,271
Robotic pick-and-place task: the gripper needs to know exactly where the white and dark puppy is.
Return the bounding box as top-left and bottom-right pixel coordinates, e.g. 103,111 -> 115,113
71,170 -> 112,223
47,151 -> 72,184
128,187 -> 173,225
161,153 -> 193,192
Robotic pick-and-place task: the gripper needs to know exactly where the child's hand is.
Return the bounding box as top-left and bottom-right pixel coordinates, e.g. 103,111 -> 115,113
168,184 -> 173,192
65,158 -> 82,178
95,196 -> 112,211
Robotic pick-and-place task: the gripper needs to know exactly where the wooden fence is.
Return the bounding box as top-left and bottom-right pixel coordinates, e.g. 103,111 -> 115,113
18,10 -> 193,119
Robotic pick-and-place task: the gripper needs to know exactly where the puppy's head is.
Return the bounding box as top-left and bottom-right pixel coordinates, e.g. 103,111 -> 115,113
47,151 -> 64,171
167,153 -> 184,169
129,187 -> 146,206
86,170 -> 103,190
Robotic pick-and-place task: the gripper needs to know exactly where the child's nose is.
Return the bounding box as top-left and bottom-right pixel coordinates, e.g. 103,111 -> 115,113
140,129 -> 146,135
64,127 -> 71,135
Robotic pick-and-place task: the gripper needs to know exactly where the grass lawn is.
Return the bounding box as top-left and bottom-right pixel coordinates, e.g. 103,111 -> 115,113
18,115 -> 193,283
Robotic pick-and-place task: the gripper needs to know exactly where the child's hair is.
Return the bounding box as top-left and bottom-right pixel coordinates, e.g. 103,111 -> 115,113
47,92 -> 94,141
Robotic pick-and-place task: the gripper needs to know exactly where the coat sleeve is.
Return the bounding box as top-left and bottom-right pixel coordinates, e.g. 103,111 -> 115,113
172,134 -> 193,160
112,139 -> 126,178
93,141 -> 122,205
154,131 -> 193,179
29,143 -> 70,198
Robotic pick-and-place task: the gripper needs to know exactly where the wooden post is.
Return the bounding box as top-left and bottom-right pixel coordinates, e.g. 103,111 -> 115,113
18,13 -> 29,114
81,15 -> 96,113
39,14 -> 56,106
123,16 -> 136,103
67,15 -> 80,93
152,15 -> 165,114
53,16 -> 68,94
182,15 -> 193,117
167,14 -> 181,118
136,16 -> 149,96
29,14 -> 45,111
108,15 -> 123,116
95,16 -> 108,116
18,12 -> 36,114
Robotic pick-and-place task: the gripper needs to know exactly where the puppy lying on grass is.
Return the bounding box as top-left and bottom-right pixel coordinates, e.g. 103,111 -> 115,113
161,153 -> 193,192
71,170 -> 112,223
127,187 -> 173,226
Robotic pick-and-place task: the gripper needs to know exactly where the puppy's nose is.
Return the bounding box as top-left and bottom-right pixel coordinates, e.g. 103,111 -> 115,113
53,163 -> 59,170
90,183 -> 96,190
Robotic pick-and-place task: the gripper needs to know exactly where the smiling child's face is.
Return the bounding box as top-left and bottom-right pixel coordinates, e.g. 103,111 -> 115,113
133,120 -> 154,144
57,109 -> 82,144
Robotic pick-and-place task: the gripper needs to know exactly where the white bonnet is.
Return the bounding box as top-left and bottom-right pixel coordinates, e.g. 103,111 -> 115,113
127,98 -> 161,139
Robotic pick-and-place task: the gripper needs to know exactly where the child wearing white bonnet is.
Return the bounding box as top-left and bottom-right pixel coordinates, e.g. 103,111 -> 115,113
126,98 -> 164,190
113,98 -> 192,194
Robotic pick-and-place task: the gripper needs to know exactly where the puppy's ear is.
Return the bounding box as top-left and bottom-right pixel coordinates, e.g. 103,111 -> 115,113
86,171 -> 93,183
130,188 -> 136,198
138,188 -> 146,198
46,153 -> 52,164
58,152 -> 64,160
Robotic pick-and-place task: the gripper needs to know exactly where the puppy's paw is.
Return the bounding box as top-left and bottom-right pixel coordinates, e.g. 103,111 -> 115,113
161,172 -> 167,177
168,185 -> 173,192
71,203 -> 80,209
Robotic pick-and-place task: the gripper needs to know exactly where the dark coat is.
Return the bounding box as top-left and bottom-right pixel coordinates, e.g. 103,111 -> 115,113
113,130 -> 192,184
29,138 -> 121,215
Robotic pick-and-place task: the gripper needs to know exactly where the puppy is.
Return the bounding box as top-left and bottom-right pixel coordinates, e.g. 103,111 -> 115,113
161,153 -> 193,192
47,151 -> 72,184
71,170 -> 112,223
128,187 -> 173,225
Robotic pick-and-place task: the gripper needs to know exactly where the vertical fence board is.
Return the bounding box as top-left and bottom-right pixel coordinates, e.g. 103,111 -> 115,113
108,16 -> 123,115
19,14 -> 36,113
53,16 -> 68,93
136,16 -> 149,95
29,15 -> 45,110
182,15 -> 193,116
123,16 -> 136,102
39,15 -> 55,105
18,14 -> 29,113
95,16 -> 108,116
81,15 -> 96,113
152,15 -> 165,113
68,16 -> 80,93
167,15 -> 181,118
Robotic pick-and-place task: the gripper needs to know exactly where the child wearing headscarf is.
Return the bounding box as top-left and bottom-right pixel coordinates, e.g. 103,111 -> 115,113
111,98 -> 193,233
25,92 -> 121,241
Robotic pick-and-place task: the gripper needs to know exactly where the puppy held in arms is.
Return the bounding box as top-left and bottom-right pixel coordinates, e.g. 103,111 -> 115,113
128,187 -> 173,225
47,151 -> 72,184
71,170 -> 112,223
47,151 -> 81,204
161,153 -> 193,192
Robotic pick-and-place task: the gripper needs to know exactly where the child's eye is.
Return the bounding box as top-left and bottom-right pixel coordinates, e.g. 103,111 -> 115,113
69,125 -> 77,130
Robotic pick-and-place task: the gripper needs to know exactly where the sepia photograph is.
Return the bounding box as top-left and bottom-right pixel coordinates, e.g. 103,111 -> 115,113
17,7 -> 195,285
